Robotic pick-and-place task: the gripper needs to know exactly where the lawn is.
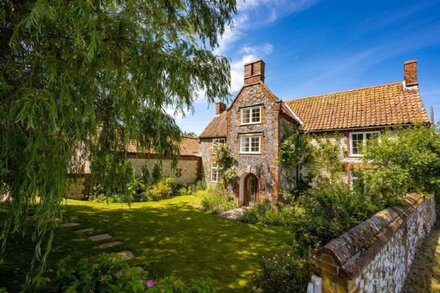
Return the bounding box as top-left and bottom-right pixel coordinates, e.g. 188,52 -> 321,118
0,196 -> 292,292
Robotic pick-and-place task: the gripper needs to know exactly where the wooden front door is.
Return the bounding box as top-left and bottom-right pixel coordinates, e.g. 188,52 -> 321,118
244,174 -> 258,206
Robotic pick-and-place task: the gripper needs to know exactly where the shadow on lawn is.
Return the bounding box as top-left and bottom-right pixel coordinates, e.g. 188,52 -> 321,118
61,200 -> 292,291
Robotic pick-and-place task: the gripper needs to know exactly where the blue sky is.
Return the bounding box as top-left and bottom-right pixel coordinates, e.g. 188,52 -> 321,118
176,0 -> 440,134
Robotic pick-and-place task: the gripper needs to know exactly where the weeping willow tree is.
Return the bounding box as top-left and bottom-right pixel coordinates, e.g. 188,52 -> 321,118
0,0 -> 236,274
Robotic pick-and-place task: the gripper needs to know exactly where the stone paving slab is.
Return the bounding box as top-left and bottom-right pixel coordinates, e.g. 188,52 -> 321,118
97,241 -> 123,249
89,233 -> 112,242
60,222 -> 80,228
74,228 -> 94,234
115,250 -> 134,260
219,207 -> 250,220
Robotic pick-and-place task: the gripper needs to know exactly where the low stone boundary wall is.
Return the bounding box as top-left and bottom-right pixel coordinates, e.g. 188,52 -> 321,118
308,193 -> 436,293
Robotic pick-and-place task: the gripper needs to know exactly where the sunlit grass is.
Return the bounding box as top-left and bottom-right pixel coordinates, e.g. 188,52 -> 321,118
1,196 -> 292,292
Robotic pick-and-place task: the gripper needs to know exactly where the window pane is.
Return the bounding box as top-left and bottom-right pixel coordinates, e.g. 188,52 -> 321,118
211,164 -> 219,181
241,109 -> 250,124
251,137 -> 260,152
351,133 -> 363,155
241,137 -> 250,152
251,107 -> 261,123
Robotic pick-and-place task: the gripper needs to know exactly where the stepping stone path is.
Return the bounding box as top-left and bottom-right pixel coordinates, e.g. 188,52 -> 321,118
115,250 -> 134,260
60,222 -> 80,228
219,207 -> 250,220
64,222 -> 133,260
89,233 -> 112,242
74,228 -> 94,234
97,241 -> 123,249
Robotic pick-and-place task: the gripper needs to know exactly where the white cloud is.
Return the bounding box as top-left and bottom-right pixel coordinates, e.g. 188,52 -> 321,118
216,0 -> 319,55
213,0 -> 319,93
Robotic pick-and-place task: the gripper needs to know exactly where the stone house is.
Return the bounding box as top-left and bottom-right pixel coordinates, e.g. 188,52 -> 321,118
66,136 -> 202,198
200,59 -> 430,207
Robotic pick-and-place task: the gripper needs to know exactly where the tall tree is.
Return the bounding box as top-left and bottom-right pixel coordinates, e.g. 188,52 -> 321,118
0,0 -> 235,271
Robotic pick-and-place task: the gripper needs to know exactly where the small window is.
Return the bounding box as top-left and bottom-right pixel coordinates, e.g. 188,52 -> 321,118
211,163 -> 223,182
212,138 -> 225,145
350,131 -> 380,156
240,136 -> 261,154
175,168 -> 182,178
241,106 -> 261,125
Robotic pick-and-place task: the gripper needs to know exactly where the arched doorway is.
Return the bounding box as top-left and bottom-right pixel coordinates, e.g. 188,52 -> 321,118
241,173 -> 258,206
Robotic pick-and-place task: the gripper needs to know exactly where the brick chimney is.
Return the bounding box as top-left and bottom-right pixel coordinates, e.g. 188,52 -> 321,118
215,102 -> 226,115
244,60 -> 265,85
404,60 -> 418,87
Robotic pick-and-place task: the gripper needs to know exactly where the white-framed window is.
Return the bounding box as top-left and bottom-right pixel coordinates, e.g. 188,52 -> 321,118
241,106 -> 261,125
211,163 -> 223,182
240,136 -> 261,154
350,131 -> 380,156
212,138 -> 225,145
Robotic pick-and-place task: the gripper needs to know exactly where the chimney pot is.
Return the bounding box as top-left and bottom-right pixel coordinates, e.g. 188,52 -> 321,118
215,102 -> 226,115
244,60 -> 265,85
404,60 -> 418,87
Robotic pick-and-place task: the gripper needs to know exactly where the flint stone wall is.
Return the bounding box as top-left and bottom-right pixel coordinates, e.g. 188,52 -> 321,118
310,193 -> 436,293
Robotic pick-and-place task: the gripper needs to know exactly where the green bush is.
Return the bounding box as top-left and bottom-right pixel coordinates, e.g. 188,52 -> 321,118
239,201 -> 297,226
54,254 -> 149,292
252,251 -> 310,293
51,254 -> 214,292
291,182 -> 379,257
178,180 -> 207,196
362,124 -> 440,195
148,180 -> 173,200
200,187 -> 237,214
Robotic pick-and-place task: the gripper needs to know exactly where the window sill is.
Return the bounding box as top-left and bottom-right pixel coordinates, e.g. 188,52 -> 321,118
239,152 -> 262,155
240,122 -> 262,126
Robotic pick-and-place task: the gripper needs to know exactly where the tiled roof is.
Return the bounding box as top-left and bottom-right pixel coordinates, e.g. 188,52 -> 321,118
127,136 -> 200,156
286,82 -> 429,132
199,111 -> 228,138
179,137 -> 201,156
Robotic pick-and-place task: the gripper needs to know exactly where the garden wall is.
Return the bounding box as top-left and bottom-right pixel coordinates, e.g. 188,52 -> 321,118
128,156 -> 202,184
308,193 -> 436,293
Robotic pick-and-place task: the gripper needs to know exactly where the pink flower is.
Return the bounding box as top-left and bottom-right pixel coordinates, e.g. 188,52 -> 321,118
146,279 -> 155,288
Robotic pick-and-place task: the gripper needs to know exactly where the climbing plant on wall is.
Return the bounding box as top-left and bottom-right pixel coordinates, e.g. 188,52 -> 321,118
213,144 -> 238,189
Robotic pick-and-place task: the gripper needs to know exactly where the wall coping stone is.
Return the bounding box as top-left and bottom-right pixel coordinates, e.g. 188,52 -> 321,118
310,193 -> 427,279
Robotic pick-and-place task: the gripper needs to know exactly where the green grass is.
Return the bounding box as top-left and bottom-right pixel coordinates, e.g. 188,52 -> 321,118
402,202 -> 440,293
0,196 -> 292,292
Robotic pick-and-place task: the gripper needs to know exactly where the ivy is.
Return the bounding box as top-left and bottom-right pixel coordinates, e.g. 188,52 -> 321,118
213,144 -> 238,188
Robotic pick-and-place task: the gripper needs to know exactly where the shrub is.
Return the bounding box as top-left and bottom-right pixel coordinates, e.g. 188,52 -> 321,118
151,163 -> 162,183
291,182 -> 379,257
200,187 -> 237,214
362,124 -> 440,195
239,201 -> 297,226
54,254 -> 149,292
148,180 -> 173,201
252,251 -> 310,293
52,254 -> 214,292
178,180 -> 207,196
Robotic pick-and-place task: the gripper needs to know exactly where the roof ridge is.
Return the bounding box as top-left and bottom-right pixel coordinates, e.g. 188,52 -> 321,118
181,136 -> 199,139
285,81 -> 403,103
